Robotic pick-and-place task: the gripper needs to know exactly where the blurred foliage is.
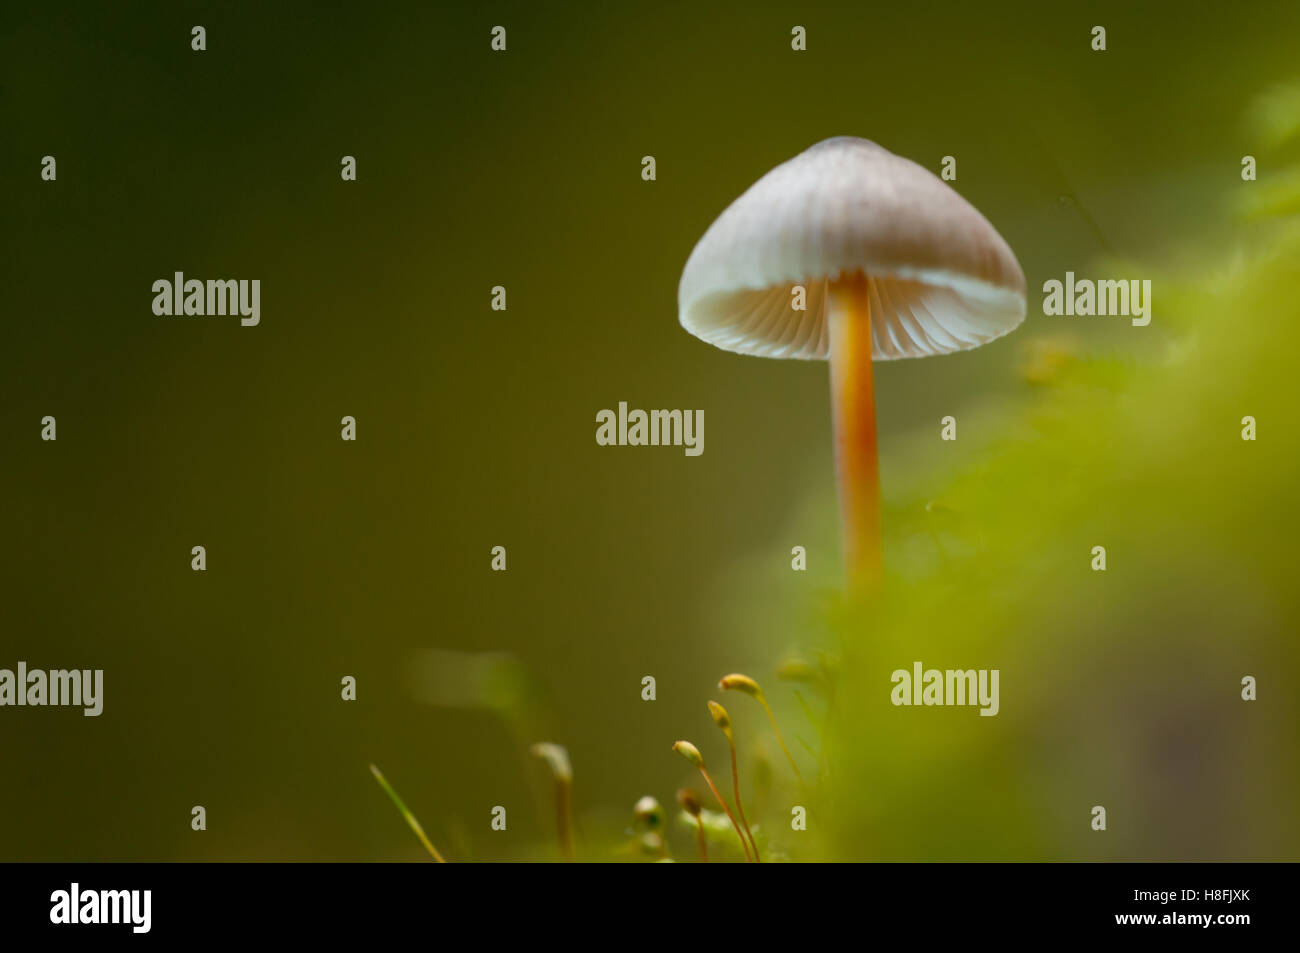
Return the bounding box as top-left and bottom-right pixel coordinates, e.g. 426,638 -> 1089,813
735,86 -> 1300,862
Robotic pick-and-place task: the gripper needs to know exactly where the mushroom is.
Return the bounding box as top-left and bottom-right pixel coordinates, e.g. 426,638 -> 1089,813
677,137 -> 1026,587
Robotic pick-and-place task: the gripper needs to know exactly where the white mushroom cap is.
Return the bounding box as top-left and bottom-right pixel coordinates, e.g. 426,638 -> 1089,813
678,137 -> 1026,360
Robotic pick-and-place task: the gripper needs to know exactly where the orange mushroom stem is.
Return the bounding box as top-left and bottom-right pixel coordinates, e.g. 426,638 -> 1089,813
826,271 -> 882,589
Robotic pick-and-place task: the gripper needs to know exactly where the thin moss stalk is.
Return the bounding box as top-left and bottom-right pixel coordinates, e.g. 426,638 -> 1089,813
678,789 -> 707,863
707,701 -> 760,861
673,741 -> 753,862
530,742 -> 575,861
369,763 -> 446,863
719,673 -> 804,782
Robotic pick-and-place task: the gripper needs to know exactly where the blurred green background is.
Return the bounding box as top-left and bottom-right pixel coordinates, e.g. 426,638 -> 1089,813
1,0 -> 1297,861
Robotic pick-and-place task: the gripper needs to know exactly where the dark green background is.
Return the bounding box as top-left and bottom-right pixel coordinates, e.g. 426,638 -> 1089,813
2,1 -> 1296,860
